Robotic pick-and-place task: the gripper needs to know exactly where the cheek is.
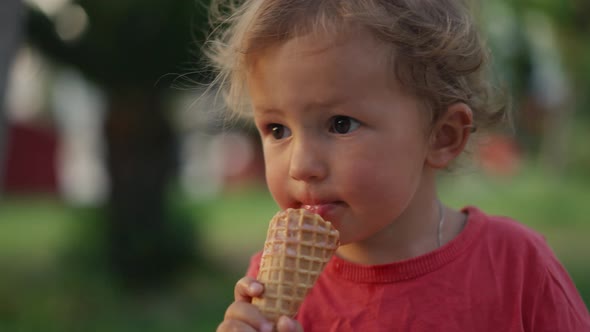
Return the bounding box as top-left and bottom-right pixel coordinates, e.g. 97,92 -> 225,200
263,153 -> 290,208
339,153 -> 422,210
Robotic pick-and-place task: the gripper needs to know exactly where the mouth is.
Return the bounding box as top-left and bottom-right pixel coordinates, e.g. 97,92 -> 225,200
299,202 -> 343,220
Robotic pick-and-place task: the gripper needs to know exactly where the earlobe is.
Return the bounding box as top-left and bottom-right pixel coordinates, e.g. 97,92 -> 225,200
426,103 -> 474,169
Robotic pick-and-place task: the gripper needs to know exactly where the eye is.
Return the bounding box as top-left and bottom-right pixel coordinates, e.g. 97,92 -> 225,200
268,124 -> 291,140
329,116 -> 360,134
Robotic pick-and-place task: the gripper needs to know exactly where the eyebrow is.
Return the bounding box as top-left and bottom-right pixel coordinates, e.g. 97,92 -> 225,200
307,98 -> 348,109
254,98 -> 349,115
252,107 -> 282,116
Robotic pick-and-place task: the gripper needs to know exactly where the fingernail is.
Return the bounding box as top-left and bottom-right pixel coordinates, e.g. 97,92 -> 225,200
261,322 -> 273,332
279,316 -> 295,331
249,283 -> 263,294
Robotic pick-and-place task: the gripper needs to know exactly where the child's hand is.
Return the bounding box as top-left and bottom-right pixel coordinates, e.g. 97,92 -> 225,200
216,277 -> 304,332
217,277 -> 271,331
276,316 -> 304,332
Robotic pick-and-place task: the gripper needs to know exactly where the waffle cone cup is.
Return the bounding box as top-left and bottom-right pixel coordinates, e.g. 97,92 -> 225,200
252,208 -> 340,322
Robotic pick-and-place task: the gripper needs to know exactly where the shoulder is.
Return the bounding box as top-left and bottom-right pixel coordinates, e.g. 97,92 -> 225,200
463,206 -> 548,253
464,207 -> 590,328
462,206 -> 557,280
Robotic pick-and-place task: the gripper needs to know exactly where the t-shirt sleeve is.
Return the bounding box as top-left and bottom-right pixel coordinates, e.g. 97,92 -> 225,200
528,250 -> 590,331
246,251 -> 263,279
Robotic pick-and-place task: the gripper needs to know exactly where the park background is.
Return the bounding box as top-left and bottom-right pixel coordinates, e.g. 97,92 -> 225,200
0,0 -> 589,331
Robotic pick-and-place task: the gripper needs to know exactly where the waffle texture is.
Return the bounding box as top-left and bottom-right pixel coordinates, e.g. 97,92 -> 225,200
252,208 -> 340,322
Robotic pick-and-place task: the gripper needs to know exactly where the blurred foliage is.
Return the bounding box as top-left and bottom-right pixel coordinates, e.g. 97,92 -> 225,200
535,0 -> 590,113
25,0 -> 211,90
478,0 -> 590,178
496,0 -> 590,88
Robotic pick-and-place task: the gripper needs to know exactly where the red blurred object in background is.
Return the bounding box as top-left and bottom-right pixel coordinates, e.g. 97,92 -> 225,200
2,122 -> 58,193
477,134 -> 522,177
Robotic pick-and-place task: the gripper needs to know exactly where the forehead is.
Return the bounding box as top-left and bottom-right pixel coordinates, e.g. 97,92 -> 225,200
247,25 -> 386,69
246,27 -> 398,109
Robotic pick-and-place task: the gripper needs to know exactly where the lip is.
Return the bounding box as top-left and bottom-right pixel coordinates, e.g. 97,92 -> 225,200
300,202 -> 341,221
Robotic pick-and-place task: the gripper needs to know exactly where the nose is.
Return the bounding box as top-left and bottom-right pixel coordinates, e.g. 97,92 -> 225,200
288,137 -> 327,183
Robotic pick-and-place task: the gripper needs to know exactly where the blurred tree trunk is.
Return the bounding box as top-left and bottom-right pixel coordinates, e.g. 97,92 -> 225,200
105,89 -> 194,285
0,0 -> 24,194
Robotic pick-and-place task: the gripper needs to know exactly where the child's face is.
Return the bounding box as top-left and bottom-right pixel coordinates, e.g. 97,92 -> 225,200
247,29 -> 433,245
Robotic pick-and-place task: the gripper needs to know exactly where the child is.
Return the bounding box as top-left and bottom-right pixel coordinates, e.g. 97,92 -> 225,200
206,0 -> 590,331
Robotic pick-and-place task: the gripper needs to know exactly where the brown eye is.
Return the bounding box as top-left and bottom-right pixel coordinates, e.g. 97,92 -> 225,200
329,116 -> 360,134
269,124 -> 291,139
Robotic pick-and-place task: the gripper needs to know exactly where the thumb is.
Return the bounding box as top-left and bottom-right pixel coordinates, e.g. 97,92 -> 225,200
276,316 -> 303,332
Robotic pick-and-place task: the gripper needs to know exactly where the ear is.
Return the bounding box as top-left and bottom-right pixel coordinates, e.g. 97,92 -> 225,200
426,103 -> 474,169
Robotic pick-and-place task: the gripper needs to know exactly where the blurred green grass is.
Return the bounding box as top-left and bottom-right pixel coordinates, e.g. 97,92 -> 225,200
0,165 -> 589,331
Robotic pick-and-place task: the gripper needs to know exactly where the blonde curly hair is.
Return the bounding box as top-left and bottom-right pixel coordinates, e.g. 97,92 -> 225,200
204,0 -> 507,131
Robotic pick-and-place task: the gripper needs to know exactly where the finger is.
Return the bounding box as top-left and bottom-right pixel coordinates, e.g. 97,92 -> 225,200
235,277 -> 264,302
224,301 -> 274,332
217,319 -> 258,332
276,316 -> 304,332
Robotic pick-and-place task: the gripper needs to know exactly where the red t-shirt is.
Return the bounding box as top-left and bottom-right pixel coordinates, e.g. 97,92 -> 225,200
247,206 -> 590,331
